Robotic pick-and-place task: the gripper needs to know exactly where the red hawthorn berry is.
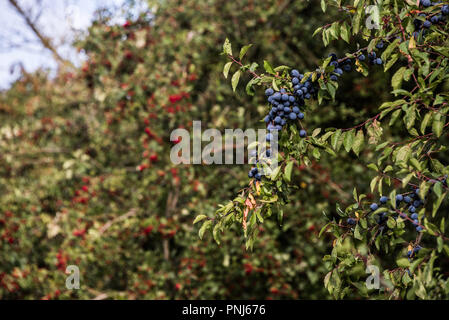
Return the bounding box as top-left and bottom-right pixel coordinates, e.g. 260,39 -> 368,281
166,106 -> 175,113
123,21 -> 131,28
81,185 -> 89,192
144,127 -> 153,137
143,226 -> 153,235
73,229 -> 86,237
175,283 -> 181,291
149,154 -> 158,162
8,237 -> 14,244
169,94 -> 182,103
56,253 -> 67,271
144,118 -> 150,125
168,230 -> 176,237
244,263 -> 253,275
124,51 -> 133,59
171,168 -> 178,176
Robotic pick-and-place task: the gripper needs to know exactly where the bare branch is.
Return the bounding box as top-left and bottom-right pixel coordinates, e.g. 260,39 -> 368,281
8,0 -> 73,67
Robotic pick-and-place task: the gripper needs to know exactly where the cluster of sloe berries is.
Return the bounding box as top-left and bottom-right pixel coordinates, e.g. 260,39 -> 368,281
347,177 -> 448,260
367,187 -> 426,233
248,48 -> 387,181
248,166 -> 262,181
263,71 -> 312,138
327,53 -> 355,81
248,69 -> 315,180
247,147 -> 273,181
413,1 -> 448,37
407,245 -> 422,258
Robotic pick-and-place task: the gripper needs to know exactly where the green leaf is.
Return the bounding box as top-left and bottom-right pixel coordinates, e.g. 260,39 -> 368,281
312,27 -> 323,38
223,38 -> 232,56
321,0 -> 327,12
381,38 -> 400,62
392,66 -> 407,90
340,22 -> 350,43
212,224 -> 221,244
199,220 -> 212,239
352,130 -> 364,156
328,22 -> 340,40
264,60 -> 275,75
421,112 -> 432,134
354,224 -> 363,240
385,54 -> 399,72
277,207 -> 284,226
396,145 -> 411,163
239,44 -> 252,60
331,129 -> 342,150
432,192 -> 447,217
419,180 -> 430,200
370,177 -> 379,192
284,160 -> 294,183
433,182 -> 442,199
231,70 -> 241,92
223,62 -> 232,79
402,173 -> 414,188
396,258 -> 410,268
409,158 -> 421,171
343,129 -> 355,153
432,112 -> 444,138
193,215 -> 208,224
404,105 -> 416,130
246,77 -> 257,96
272,78 -> 279,91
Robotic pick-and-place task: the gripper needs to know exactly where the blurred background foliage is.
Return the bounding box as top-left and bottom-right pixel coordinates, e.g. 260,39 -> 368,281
0,0 -> 392,299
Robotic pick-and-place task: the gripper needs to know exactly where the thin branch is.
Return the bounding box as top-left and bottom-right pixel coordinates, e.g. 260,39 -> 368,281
8,0 -> 73,67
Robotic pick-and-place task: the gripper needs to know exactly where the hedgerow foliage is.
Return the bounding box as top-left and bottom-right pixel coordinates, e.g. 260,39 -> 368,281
0,0 -> 350,300
197,0 -> 449,299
